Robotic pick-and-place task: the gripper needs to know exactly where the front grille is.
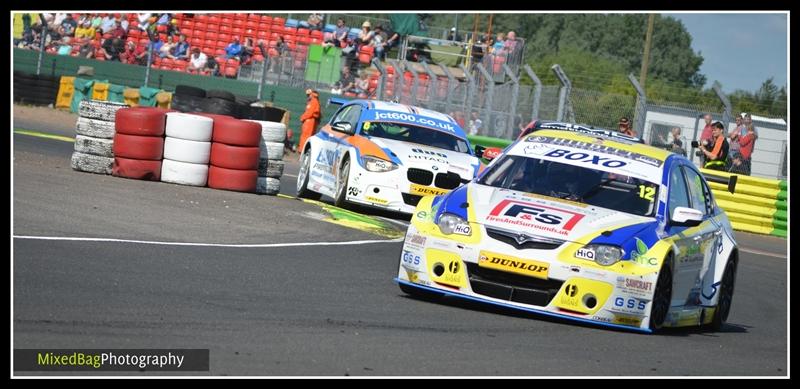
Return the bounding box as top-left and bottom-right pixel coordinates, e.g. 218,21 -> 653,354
466,263 -> 563,307
486,228 -> 564,250
435,172 -> 462,189
402,193 -> 423,206
407,168 -> 433,185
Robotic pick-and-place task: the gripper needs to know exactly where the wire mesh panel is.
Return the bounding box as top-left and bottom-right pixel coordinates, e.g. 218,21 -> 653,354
568,88 -> 637,130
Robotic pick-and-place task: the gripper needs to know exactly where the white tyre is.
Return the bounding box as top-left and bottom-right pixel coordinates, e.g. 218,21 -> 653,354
256,177 -> 280,195
165,112 -> 214,142
258,158 -> 284,178
160,158 -> 209,187
74,135 -> 114,157
78,100 -> 128,122
245,120 -> 286,143
75,117 -> 115,139
163,137 -> 212,164
260,141 -> 284,161
71,151 -> 113,174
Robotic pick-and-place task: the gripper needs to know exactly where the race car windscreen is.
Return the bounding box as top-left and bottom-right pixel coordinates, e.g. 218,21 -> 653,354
361,121 -> 469,153
476,155 -> 659,217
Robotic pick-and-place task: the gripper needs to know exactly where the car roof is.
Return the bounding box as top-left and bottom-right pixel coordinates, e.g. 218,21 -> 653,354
338,99 -> 468,139
525,127 -> 673,163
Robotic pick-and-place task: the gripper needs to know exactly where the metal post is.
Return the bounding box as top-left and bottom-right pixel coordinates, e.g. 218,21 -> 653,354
372,57 -> 386,100
475,63 -> 494,136
257,43 -> 269,100
386,58 -> 403,101
523,64 -> 542,121
420,60 -> 438,109
503,64 -> 519,139
628,73 -> 647,138
402,60 -> 420,106
713,82 -> 732,129
144,43 -> 153,87
36,14 -> 47,76
551,64 -> 572,122
458,64 -> 474,122
439,63 -> 456,114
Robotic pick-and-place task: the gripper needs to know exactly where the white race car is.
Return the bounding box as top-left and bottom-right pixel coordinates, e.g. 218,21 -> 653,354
396,121 -> 740,333
296,99 -> 482,214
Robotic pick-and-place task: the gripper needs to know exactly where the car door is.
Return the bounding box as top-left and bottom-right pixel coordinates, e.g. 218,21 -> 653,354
333,104 -> 362,180
671,165 -> 720,307
312,105 -> 356,194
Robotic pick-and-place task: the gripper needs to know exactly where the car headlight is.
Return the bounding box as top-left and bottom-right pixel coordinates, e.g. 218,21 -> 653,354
363,156 -> 398,172
437,213 -> 471,236
575,244 -> 624,266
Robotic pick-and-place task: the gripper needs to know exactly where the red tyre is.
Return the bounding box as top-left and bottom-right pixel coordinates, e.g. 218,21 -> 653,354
113,133 -> 165,160
211,117 -> 261,147
112,157 -> 162,181
210,143 -> 260,170
115,107 -> 171,136
207,165 -> 257,192
192,112 -> 235,122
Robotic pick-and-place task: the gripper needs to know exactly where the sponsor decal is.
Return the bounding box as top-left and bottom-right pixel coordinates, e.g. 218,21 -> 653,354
525,135 -> 662,167
406,233 -> 427,248
365,196 -> 388,205
559,283 -> 581,309
416,210 -> 429,221
591,315 -> 613,323
348,187 -> 361,196
373,111 -> 457,133
522,143 -> 554,156
486,199 -> 585,236
611,296 -> 647,315
483,147 -> 502,159
543,149 -> 627,168
312,163 -> 333,175
612,315 -> 643,326
615,276 -> 654,298
453,223 -> 471,236
478,251 -> 549,279
575,247 -> 595,261
631,238 -> 658,266
410,184 -> 450,196
408,149 -> 448,164
401,250 -> 422,268
315,148 -> 339,167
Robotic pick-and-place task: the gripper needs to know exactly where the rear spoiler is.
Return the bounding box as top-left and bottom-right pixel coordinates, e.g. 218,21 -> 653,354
327,97 -> 349,107
702,171 -> 738,193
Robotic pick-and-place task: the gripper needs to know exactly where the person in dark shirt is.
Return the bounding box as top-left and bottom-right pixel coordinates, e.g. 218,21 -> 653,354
699,121 -> 729,171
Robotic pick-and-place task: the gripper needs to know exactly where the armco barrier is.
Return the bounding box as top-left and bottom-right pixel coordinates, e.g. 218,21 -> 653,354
464,134 -> 787,238
14,48 -> 342,146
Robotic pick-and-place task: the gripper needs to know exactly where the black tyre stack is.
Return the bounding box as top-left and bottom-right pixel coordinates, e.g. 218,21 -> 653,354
70,100 -> 129,175
13,71 -> 59,106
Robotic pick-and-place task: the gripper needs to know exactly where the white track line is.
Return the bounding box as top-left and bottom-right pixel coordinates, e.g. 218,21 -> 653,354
283,173 -> 298,178
738,247 -> 787,259
13,235 -> 403,248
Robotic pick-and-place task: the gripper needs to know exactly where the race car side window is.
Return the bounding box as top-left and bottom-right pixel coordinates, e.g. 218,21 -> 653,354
667,165 -> 691,218
331,105 -> 353,124
682,166 -> 713,216
342,106 -> 362,130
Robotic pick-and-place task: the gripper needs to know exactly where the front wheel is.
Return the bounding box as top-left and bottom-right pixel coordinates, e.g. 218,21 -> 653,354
334,158 -> 350,208
708,259 -> 737,331
649,255 -> 673,331
296,149 -> 322,200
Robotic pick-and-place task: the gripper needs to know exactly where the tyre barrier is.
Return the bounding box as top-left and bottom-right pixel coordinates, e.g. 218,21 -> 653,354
258,159 -> 284,178
165,112 -> 214,142
256,177 -> 280,195
115,107 -> 170,136
160,158 -> 209,187
200,97 -> 237,116
163,137 -> 212,165
75,117 -> 116,139
74,135 -> 114,158
207,165 -> 258,193
111,107 -> 169,181
78,100 -> 129,122
112,133 -> 165,160
210,143 -> 260,170
13,72 -> 59,106
206,89 -> 236,102
261,141 -> 285,161
174,84 -> 206,98
112,157 -> 162,181
70,152 -> 113,175
169,93 -> 207,113
211,117 -> 262,147
245,120 -> 287,143
207,118 -> 260,192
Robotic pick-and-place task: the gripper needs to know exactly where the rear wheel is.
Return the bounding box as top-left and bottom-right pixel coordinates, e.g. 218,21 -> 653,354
334,158 -> 350,208
649,255 -> 673,331
296,149 -> 321,200
709,259 -> 737,331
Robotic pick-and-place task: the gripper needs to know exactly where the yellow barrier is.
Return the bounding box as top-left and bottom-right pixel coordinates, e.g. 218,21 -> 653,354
715,199 -> 775,220
708,181 -> 780,199
708,171 -> 786,237
155,91 -> 172,109
123,88 -> 140,107
56,76 -> 75,108
92,82 -> 110,101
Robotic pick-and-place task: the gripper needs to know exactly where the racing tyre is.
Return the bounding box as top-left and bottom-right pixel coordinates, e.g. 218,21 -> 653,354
200,97 -> 237,116
160,158 -> 209,187
399,282 -> 444,300
206,89 -> 236,102
76,117 -> 115,139
170,94 -> 207,113
211,117 -> 262,147
258,158 -> 284,178
708,259 -> 737,331
649,255 -> 673,331
260,141 -> 284,161
112,157 -> 162,181
333,158 -> 351,208
174,84 -> 206,98
113,134 -> 164,160
256,177 -> 280,195
296,149 -> 321,200
74,135 -> 114,157
71,152 -> 113,174
210,143 -> 260,170
79,100 -> 128,122
115,107 -> 170,136
207,165 -> 258,193
245,120 -> 286,143
165,112 -> 214,141
163,137 -> 212,164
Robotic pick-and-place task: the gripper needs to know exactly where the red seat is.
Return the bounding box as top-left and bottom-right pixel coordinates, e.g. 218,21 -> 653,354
344,92 -> 356,97
221,17 -> 233,26
246,21 -> 258,29
191,37 -> 203,47
195,14 -> 208,23
252,54 -> 265,62
225,67 -> 238,77
218,33 -> 230,42
193,30 -> 205,39
258,23 -> 270,33
310,37 -> 321,45
261,15 -> 273,24
233,19 -> 245,28
297,28 -> 310,36
359,45 -> 374,55
194,22 -> 206,31
207,15 -> 220,24
158,33 -> 168,42
139,38 -> 149,46
216,41 -> 227,50
204,39 -> 215,48
267,48 -> 279,57
205,32 -> 218,41
156,24 -> 167,33
231,28 -> 243,37
272,17 -> 285,25
215,49 -> 226,56
220,25 -> 232,34
358,52 -> 372,65
257,31 -> 269,40
206,23 -> 219,32
128,29 -> 141,39
310,30 -> 323,39
283,26 -> 295,34
182,29 -> 194,38
248,14 -> 261,22
181,20 -> 193,29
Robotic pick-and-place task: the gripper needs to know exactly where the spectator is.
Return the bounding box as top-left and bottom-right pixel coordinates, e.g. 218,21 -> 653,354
58,14 -> 77,37
56,36 -> 73,55
357,21 -> 374,49
102,38 -> 125,61
656,127 -> 686,156
371,25 -> 386,59
468,111 -> 483,135
91,14 -> 103,30
155,13 -> 171,27
78,40 -> 94,58
447,27 -> 461,42
383,24 -> 401,58
307,13 -> 324,31
77,13 -> 91,27
159,34 -> 177,58
100,14 -> 116,34
727,114 -> 746,159
121,40 -> 147,65
137,13 -> 153,31
204,56 -> 220,76
699,113 -> 714,144
74,19 -> 95,40
491,32 -> 505,54
119,14 -> 130,32
338,65 -> 356,92
240,37 -> 255,64
503,31 -> 518,56
731,122 -> 756,175
168,34 -> 190,60
298,89 -> 321,153
225,36 -> 242,60
352,71 -> 369,95
471,35 -> 487,65
326,18 -> 348,48
186,47 -> 207,73
109,19 -> 127,40
617,116 -> 638,137
330,81 -> 343,95
698,121 -> 729,171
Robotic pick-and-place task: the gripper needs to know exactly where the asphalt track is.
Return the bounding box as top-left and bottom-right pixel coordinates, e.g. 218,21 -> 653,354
12,114 -> 788,376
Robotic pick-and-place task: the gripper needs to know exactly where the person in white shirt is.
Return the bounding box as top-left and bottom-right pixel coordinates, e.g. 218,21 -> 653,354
186,47 -> 207,73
